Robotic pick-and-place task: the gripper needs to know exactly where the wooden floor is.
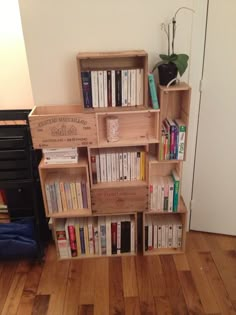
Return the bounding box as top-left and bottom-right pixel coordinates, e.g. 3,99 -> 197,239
0,231 -> 236,315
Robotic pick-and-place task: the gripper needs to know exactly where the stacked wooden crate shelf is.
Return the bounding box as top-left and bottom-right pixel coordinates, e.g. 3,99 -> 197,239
28,50 -> 191,259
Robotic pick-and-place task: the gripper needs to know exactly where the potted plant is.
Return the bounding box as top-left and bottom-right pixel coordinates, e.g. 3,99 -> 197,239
152,7 -> 194,86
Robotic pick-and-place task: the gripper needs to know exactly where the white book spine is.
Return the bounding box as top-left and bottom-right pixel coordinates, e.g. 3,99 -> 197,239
154,183 -> 159,211
99,151 -> 105,182
111,151 -> 116,182
172,224 -> 177,248
130,69 -> 136,106
111,70 -> 116,107
150,184 -> 154,210
153,219 -> 158,249
123,151 -> 128,181
133,151 -> 137,180
106,152 -> 112,182
127,152 -> 131,181
136,68 -> 143,105
103,70 -> 108,107
116,152 -> 120,181
127,69 -> 131,106
160,177 -> 165,211
168,177 -> 174,212
91,71 -> 99,108
106,216 -> 111,255
75,182 -> 83,209
157,225 -> 162,248
168,224 -> 173,248
98,71 -> 104,107
119,152 -> 123,181
157,184 -> 162,212
136,152 -> 141,180
96,154 -> 101,183
94,224 -> 99,255
148,217 -> 153,249
177,128 -> 186,160
45,183 -> 53,213
161,224 -> 166,248
177,224 -> 183,248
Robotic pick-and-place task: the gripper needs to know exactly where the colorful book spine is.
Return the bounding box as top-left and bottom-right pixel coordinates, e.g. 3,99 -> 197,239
172,170 -> 180,212
175,119 -> 186,160
148,73 -> 159,109
67,223 -> 77,257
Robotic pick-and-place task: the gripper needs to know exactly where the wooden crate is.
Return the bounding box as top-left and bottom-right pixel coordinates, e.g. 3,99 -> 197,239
91,186 -> 148,214
39,157 -> 92,217
29,105 -> 97,149
143,198 -> 187,255
158,83 -> 191,161
77,50 -> 148,110
96,109 -> 160,147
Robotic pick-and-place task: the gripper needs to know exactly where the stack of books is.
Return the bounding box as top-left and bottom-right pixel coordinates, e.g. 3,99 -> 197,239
0,190 -> 9,223
43,148 -> 79,164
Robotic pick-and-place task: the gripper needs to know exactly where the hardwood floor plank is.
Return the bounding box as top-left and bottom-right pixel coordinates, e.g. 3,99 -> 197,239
0,261 -> 19,314
186,232 -> 210,252
178,270 -> 205,315
147,256 -> 166,297
79,260 -> 95,305
211,249 -> 236,300
109,257 -> 125,315
122,256 -> 138,297
32,295 -> 50,315
124,297 -> 141,315
16,262 -> 43,315
160,255 -> 188,315
173,254 -> 190,271
63,260 -> 83,315
186,251 -> 220,314
77,304 -> 94,315
199,252 -> 236,315
154,296 -> 173,315
37,245 -> 70,315
136,255 -> 156,315
94,258 -> 109,315
1,272 -> 27,315
216,234 -> 236,251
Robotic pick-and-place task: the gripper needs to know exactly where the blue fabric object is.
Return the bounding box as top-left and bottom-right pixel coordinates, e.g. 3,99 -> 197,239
0,218 -> 37,259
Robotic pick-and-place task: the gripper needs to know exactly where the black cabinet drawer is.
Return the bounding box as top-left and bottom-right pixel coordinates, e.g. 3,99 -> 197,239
0,170 -> 31,180
0,127 -> 27,138
0,160 -> 29,170
5,185 -> 34,209
0,149 -> 27,160
0,138 -> 26,149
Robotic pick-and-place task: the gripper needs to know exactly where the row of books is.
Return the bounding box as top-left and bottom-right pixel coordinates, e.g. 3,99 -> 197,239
55,215 -> 135,258
43,147 -> 79,164
159,118 -> 186,160
91,148 -> 146,184
45,174 -> 88,213
145,215 -> 183,250
149,171 -> 180,212
81,69 -> 144,108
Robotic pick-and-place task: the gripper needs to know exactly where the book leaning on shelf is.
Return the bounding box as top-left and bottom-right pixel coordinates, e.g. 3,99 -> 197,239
54,215 -> 135,259
43,148 -> 79,164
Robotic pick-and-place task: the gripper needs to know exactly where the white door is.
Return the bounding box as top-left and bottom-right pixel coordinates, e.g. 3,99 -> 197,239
190,0 -> 236,235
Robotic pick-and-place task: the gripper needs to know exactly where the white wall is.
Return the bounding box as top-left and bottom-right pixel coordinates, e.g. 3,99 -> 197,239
19,0 -> 194,105
0,0 -> 34,110
19,0 -> 207,226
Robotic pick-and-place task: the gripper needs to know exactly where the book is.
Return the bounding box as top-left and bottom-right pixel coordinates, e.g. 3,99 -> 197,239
91,70 -> 99,108
66,218 -> 77,257
174,118 -> 186,160
91,154 -> 97,184
81,71 -> 92,108
115,70 -> 122,106
107,70 -> 112,107
130,69 -> 136,106
55,219 -> 69,258
136,68 -> 144,105
103,70 -> 108,107
148,73 -> 159,109
98,71 -> 104,107
120,216 -> 131,253
111,218 -> 117,255
172,170 -> 180,212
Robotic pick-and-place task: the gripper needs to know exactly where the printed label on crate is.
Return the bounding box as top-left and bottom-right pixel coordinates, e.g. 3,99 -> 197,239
29,114 -> 97,148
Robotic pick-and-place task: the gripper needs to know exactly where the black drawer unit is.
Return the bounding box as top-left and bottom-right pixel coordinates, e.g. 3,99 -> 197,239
0,109 -> 49,259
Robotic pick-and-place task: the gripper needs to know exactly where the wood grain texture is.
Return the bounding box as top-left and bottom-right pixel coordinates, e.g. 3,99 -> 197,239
63,260 -> 83,315
147,256 -> 166,297
122,256 -> 138,297
154,296 -> 173,315
186,251 -> 220,314
93,258 -> 109,315
199,252 -> 236,315
32,295 -> 50,315
124,297 -> 141,315
173,254 -> 190,271
178,270 -> 205,315
79,260 -> 95,305
16,263 -> 43,315
77,305 -> 94,315
136,255 -> 156,315
160,256 -> 188,315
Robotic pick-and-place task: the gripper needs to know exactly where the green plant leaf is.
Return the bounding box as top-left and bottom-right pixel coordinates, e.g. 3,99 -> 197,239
173,54 -> 189,76
159,54 -> 170,61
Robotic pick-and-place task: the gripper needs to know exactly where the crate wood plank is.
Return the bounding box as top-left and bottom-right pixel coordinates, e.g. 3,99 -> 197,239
29,108 -> 97,149
91,186 -> 148,214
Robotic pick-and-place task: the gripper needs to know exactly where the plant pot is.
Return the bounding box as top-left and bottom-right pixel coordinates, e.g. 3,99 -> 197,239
158,62 -> 178,86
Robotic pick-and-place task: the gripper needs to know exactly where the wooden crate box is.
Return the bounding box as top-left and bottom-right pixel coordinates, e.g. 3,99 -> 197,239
29,105 -> 97,149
